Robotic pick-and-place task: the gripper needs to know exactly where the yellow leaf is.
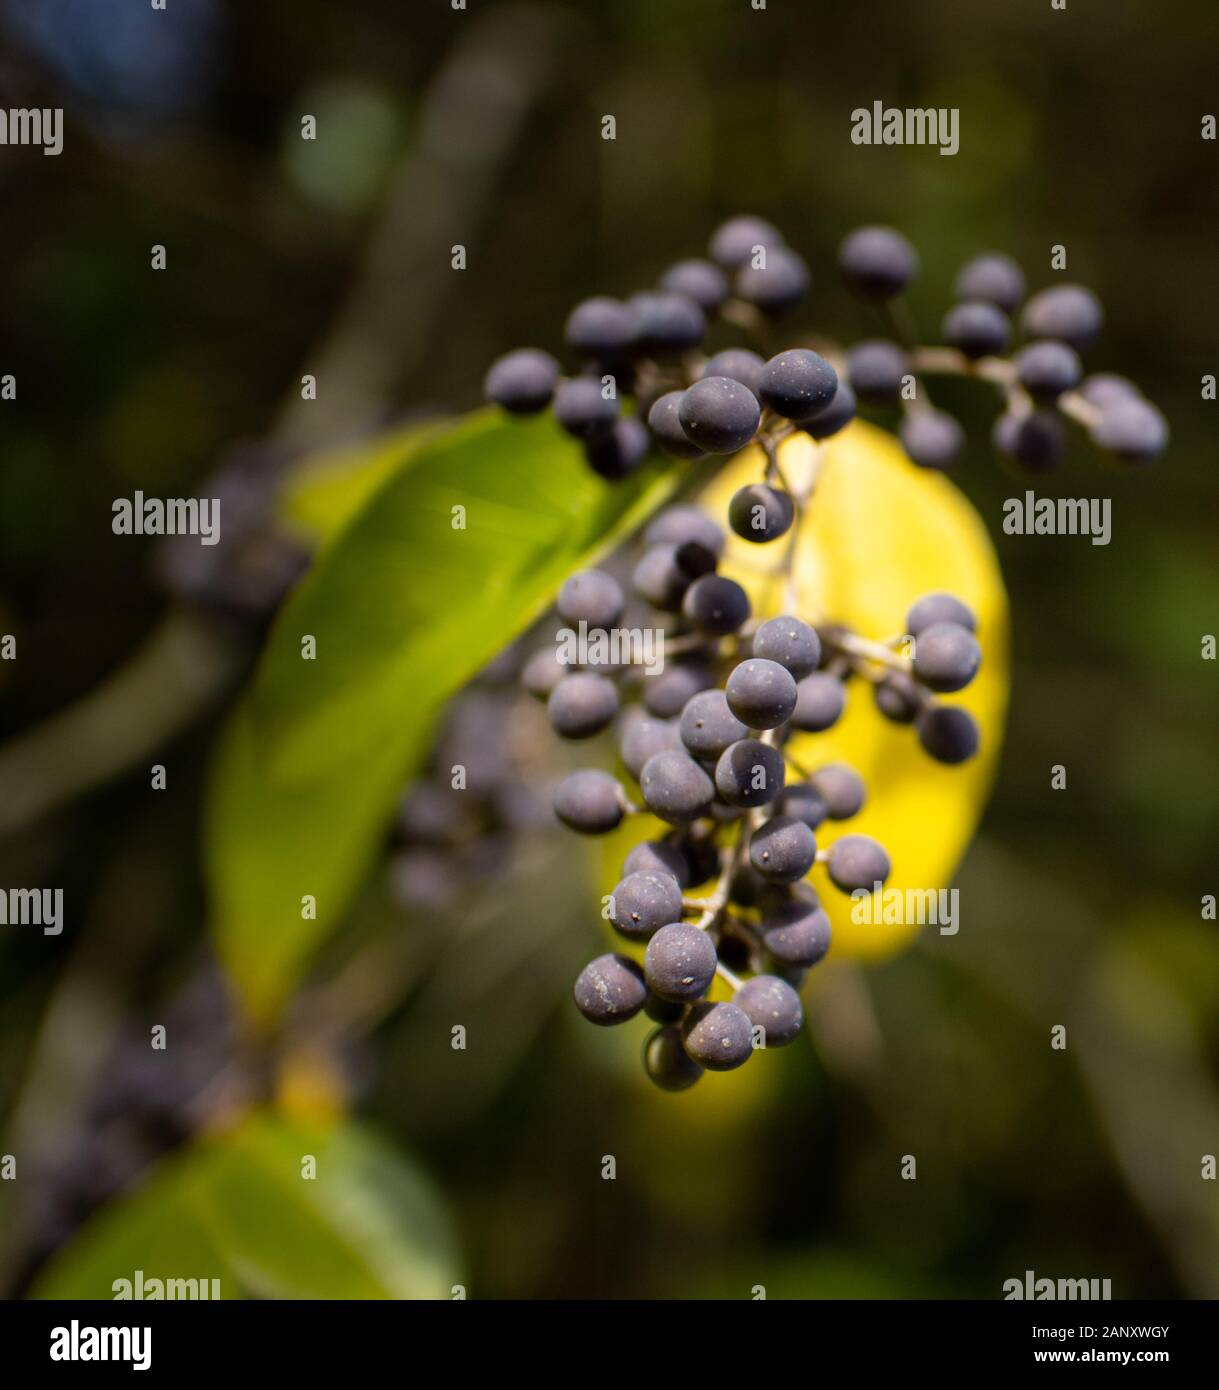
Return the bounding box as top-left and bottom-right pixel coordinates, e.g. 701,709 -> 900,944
700,419 -> 1009,958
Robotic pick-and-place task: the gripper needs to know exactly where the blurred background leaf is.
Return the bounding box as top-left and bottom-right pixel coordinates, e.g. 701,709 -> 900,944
32,1110 -> 459,1300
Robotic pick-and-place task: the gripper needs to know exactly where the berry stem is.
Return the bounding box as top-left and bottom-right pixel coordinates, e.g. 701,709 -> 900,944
1057,388 -> 1103,430
691,833 -> 748,931
879,294 -> 919,349
715,961 -> 744,991
821,628 -> 912,672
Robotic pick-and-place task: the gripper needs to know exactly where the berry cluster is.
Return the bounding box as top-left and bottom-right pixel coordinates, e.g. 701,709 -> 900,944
520,502 -> 982,1090
485,215 -> 1163,1090
155,444 -> 310,635
392,665 -> 546,913
484,216 -> 1167,480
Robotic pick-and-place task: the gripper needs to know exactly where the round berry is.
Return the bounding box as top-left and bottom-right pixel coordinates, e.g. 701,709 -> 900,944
678,376 -> 761,454
916,704 -> 980,764
802,381 -> 857,440
758,348 -> 838,421
992,408 -> 1066,472
772,783 -> 828,830
682,1001 -> 754,1070
750,815 -> 816,883
521,646 -> 567,699
398,781 -> 460,844
1078,373 -> 1141,409
1020,284 -> 1103,351
753,616 -> 821,679
761,898 -> 831,967
609,869 -> 684,941
912,621 -> 981,693
874,671 -> 923,723
640,749 -> 715,824
708,215 -> 784,269
942,300 -> 1010,359
728,483 -> 794,543
619,713 -> 682,779
714,739 -> 785,808
557,569 -> 624,629
906,592 -> 977,636
953,252 -> 1026,313
644,922 -> 718,1002
553,770 -> 624,834
826,834 -> 891,893
1014,340 -> 1082,400
624,837 -> 691,887
573,953 -> 647,1025
388,847 -> 454,910
838,225 -> 918,298
641,663 -> 715,719
548,672 -> 619,738
644,993 -> 687,1025
629,290 -> 706,354
682,574 -> 751,635
729,861 -> 769,908
585,416 -> 650,479
790,672 -> 846,732
643,1025 -> 704,1090
659,258 -> 731,314
735,975 -> 804,1047
1089,398 -> 1168,462
484,348 -> 560,413
733,246 -> 810,318
629,545 -> 694,611
644,505 -> 726,560
702,348 -> 766,398
847,339 -> 909,405
726,658 -> 798,730
679,689 -> 748,761
647,390 -> 706,459
554,377 -> 619,441
681,836 -> 720,888
900,409 -> 964,471
564,296 -> 638,358
809,763 -> 866,820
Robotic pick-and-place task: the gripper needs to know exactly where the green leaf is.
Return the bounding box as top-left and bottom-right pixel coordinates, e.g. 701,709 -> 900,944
279,416 -> 452,550
253,408 -> 675,782
31,1112 -> 459,1300
206,407 -> 686,1020
203,697 -> 429,1022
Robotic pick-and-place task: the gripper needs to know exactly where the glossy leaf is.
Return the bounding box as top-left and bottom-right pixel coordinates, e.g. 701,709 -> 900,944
251,408 -> 676,782
207,407 -> 685,1021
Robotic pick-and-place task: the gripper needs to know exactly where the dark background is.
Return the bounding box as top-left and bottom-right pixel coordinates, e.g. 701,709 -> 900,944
0,0 -> 1216,1298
